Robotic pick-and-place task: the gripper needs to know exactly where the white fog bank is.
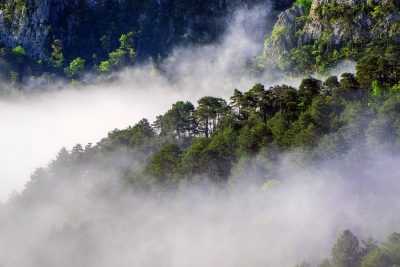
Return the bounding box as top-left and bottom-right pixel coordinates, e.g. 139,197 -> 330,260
0,5 -> 274,200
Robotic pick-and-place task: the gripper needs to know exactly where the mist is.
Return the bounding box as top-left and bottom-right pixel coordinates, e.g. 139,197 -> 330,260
0,3 -> 387,267
0,4 -> 278,200
1,142 -> 400,267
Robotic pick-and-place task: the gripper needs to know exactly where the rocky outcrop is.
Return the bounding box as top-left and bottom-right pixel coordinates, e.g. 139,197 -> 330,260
0,0 -> 294,64
263,0 -> 400,71
262,4 -> 305,68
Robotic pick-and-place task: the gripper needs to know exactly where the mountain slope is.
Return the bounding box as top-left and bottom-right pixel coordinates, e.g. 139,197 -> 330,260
262,0 -> 400,73
0,0 -> 293,64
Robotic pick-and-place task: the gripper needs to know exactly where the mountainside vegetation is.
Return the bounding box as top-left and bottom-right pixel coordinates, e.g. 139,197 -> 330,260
25,52 -> 400,192
0,0 -> 294,83
4,1 -> 400,266
262,0 -> 400,74
297,230 -> 400,267
16,32 -> 400,266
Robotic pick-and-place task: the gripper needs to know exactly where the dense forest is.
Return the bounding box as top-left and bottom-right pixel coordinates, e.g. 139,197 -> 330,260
2,0 -> 400,266
30,48 -> 400,189
297,230 -> 400,267
16,50 -> 400,266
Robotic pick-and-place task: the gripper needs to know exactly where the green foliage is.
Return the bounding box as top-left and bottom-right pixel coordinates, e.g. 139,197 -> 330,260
65,57 -> 86,78
264,0 -> 400,75
23,54 -> 400,190
12,45 -> 26,57
145,143 -> 182,183
97,32 -> 136,73
195,96 -> 228,138
270,25 -> 288,42
294,0 -> 312,13
0,0 -> 27,25
332,230 -> 362,267
300,231 -> 400,267
51,39 -> 64,68
98,60 -> 111,73
361,248 -> 392,267
154,101 -> 196,138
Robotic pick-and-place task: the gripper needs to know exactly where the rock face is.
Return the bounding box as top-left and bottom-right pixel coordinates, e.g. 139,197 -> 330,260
262,4 -> 305,68
0,0 -> 294,64
263,0 -> 400,71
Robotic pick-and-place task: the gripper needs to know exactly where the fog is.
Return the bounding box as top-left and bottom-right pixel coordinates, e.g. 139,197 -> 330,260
1,144 -> 399,267
0,3 -> 388,267
0,5 -> 277,200
0,2 -> 357,200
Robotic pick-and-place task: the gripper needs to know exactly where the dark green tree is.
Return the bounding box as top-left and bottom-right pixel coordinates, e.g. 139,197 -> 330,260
332,230 -> 362,267
195,96 -> 228,138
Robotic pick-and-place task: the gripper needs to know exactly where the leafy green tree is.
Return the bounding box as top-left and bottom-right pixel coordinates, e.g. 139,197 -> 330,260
237,113 -> 270,154
201,127 -> 237,180
269,85 -> 299,119
299,77 -> 322,110
98,60 -> 111,73
145,143 -> 182,183
97,32 -> 136,73
361,248 -> 392,267
158,101 -> 196,138
195,96 -> 228,138
335,73 -> 365,101
12,45 -> 26,57
323,76 -> 340,96
179,138 -> 211,177
332,230 -> 362,267
105,119 -> 155,150
65,57 -> 86,78
382,233 -> 400,264
230,89 -> 245,118
356,46 -> 400,92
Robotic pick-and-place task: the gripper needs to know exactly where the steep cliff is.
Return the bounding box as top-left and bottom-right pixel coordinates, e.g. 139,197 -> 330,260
263,0 -> 400,73
0,0 -> 293,64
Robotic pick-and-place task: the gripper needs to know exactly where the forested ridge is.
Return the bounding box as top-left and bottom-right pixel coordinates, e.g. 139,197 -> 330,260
296,230 -> 400,267
20,52 -> 400,266
33,48 -> 400,186
4,1 -> 400,266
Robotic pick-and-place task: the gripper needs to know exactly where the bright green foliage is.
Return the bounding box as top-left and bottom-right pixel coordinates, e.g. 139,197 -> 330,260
12,45 -> 26,56
263,0 -> 400,75
294,0 -> 312,13
97,32 -> 136,73
98,60 -> 111,73
65,57 -> 86,78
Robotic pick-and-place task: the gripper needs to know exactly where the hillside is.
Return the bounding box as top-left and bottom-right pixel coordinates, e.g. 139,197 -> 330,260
262,0 -> 400,74
12,48 -> 400,267
0,0 -> 294,82
2,1 -> 400,266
